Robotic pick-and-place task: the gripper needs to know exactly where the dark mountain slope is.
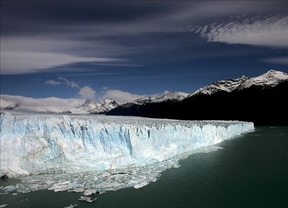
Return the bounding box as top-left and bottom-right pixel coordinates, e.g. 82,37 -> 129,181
173,81 -> 288,125
108,70 -> 288,126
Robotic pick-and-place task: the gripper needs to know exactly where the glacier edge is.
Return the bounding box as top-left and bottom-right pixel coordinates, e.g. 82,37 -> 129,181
0,113 -> 254,177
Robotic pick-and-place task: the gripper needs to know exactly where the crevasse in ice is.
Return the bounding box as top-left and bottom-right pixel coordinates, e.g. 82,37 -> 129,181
0,113 -> 254,177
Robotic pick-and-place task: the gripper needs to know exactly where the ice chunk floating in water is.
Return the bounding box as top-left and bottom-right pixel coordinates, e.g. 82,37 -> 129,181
0,113 -> 254,177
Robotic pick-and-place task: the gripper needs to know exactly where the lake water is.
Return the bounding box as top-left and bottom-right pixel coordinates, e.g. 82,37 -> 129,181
1,126 -> 287,208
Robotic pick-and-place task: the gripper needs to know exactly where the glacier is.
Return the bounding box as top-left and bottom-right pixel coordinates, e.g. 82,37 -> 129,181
0,113 -> 254,178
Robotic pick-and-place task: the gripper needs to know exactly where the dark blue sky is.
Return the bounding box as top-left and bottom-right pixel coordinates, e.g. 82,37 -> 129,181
1,1 -> 288,103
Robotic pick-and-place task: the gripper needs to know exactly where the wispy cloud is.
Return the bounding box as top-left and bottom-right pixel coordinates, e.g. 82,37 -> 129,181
195,16 -> 288,48
261,56 -> 288,65
45,77 -> 79,88
0,94 -> 85,108
1,1 -> 287,79
33,78 -> 42,82
58,77 -> 79,88
46,80 -> 61,86
89,63 -> 142,67
0,50 -> 125,75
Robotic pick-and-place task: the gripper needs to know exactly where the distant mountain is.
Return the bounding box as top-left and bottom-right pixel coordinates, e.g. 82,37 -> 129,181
0,97 -> 119,114
152,91 -> 189,102
123,91 -> 188,107
80,98 -> 119,114
107,69 -> 288,126
189,70 -> 288,97
189,75 -> 249,96
0,99 -> 20,110
238,69 -> 288,89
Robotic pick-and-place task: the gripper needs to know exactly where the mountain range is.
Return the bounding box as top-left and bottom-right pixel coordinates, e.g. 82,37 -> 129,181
122,91 -> 188,107
0,91 -> 188,114
0,97 -> 119,114
80,98 -> 119,114
1,69 -> 287,125
107,69 -> 288,126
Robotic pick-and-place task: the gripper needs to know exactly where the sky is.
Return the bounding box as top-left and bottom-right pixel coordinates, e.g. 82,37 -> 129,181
1,0 -> 288,104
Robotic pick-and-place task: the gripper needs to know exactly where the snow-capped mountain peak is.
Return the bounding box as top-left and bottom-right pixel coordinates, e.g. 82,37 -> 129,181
0,99 -> 20,110
133,97 -> 153,105
80,98 -> 119,113
131,91 -> 188,105
152,91 -> 188,103
189,75 -> 248,97
188,69 -> 287,97
103,98 -> 118,105
82,99 -> 97,108
239,69 -> 288,89
263,69 -> 288,79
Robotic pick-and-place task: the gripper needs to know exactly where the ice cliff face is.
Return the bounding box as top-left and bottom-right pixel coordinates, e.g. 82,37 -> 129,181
0,113 -> 254,177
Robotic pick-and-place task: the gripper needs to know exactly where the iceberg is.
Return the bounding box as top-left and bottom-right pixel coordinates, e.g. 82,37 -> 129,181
0,113 -> 254,177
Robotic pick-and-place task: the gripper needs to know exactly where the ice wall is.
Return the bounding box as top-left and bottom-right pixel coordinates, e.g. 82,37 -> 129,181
0,113 -> 254,177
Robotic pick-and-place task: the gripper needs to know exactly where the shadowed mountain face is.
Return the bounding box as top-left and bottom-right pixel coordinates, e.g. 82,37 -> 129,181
107,70 -> 288,126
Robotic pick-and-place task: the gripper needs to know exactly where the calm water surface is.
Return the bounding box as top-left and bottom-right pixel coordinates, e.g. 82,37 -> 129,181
1,126 -> 288,208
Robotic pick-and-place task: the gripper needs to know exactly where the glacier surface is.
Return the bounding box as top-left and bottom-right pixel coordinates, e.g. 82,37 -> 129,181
0,113 -> 254,177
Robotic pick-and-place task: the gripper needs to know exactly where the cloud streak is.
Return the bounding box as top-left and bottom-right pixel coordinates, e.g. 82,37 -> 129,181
2,1 -> 286,75
58,77 -> 79,88
0,50 -> 125,75
0,94 -> 85,108
45,77 -> 79,88
195,16 -> 288,48
46,80 -> 61,86
262,57 -> 288,65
